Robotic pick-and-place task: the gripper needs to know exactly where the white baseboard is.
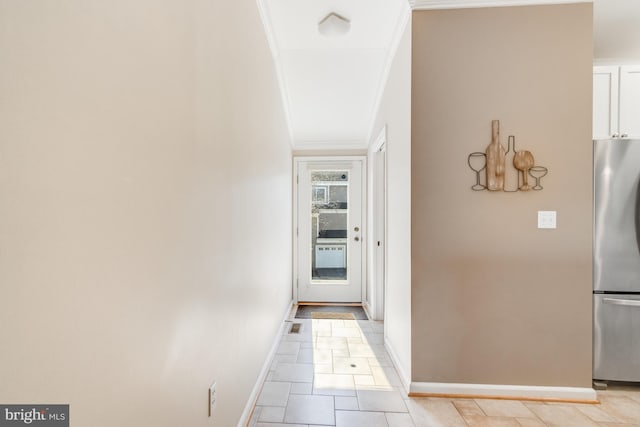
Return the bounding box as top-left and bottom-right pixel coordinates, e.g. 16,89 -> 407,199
384,338 -> 411,394
410,382 -> 598,402
237,300 -> 294,427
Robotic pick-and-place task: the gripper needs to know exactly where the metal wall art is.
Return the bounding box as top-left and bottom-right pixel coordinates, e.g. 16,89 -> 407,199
467,120 -> 548,192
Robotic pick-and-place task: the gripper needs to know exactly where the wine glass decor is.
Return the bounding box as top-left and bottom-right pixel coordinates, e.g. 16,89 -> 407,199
466,120 -> 549,192
529,166 -> 548,190
467,152 -> 487,191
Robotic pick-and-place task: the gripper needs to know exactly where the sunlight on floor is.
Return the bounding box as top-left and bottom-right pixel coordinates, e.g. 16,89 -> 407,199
249,313 -> 416,426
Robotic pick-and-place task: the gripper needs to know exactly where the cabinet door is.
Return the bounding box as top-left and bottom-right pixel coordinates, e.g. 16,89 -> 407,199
619,65 -> 640,138
593,66 -> 619,139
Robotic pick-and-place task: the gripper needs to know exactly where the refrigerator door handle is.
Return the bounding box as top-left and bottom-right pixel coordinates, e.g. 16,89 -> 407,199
603,297 -> 640,307
636,179 -> 640,255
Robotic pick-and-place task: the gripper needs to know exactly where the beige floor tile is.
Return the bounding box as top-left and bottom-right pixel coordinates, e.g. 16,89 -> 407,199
255,423 -> 308,427
370,322 -> 384,332
356,383 -> 396,392
357,389 -> 408,412
315,328 -> 333,337
620,390 -> 640,405
281,332 -> 313,343
348,336 -> 365,344
336,410 -> 388,427
312,348 -> 334,364
276,341 -> 301,355
271,362 -> 314,383
270,354 -> 298,372
371,365 -> 402,387
348,342 -> 377,358
363,333 -> 385,345
289,382 -> 312,395
453,399 -> 485,417
284,394 -> 335,425
296,348 -> 314,363
597,423 -> 640,427
406,398 -> 467,427
256,319 -> 640,427
354,374 -> 375,386
464,415 -> 523,426
598,395 -> 640,423
576,403 -> 621,422
515,417 -> 547,426
367,355 -> 393,367
316,336 -> 349,350
335,396 -> 360,410
257,405 -> 285,423
386,412 -> 416,427
256,381 -> 291,407
334,327 -> 363,338
313,373 -> 356,396
475,399 -> 537,418
524,402 -> 600,427
313,363 -> 333,374
333,357 -> 372,375
329,319 -> 347,327
332,348 -> 351,357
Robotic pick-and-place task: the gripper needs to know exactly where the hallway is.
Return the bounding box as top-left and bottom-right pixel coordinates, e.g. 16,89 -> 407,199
248,307 -> 640,427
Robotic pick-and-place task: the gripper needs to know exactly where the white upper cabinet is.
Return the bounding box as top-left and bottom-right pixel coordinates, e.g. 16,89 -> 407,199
593,66 -> 619,139
594,65 -> 640,139
619,66 -> 640,139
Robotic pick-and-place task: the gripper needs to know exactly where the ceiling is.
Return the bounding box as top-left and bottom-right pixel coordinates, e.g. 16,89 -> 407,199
258,0 -> 639,150
257,0 -> 410,149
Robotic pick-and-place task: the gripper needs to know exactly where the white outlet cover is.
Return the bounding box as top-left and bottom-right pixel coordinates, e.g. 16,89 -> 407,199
538,211 -> 557,229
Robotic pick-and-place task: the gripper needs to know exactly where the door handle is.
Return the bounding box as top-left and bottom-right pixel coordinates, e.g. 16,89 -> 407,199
603,298 -> 640,307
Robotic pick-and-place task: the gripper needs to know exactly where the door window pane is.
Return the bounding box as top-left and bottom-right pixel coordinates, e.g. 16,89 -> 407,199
311,171 -> 348,281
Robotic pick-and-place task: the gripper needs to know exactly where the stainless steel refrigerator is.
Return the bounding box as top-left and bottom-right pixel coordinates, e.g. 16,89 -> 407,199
594,138 -> 640,383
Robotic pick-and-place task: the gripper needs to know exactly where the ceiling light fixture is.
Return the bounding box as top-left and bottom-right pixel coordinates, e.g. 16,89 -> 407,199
318,12 -> 351,37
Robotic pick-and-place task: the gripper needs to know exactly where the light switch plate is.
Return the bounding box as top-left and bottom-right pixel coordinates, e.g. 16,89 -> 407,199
538,211 -> 556,229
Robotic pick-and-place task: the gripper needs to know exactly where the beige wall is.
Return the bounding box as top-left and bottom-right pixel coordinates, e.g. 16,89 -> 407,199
0,1 -> 291,426
370,19 -> 412,385
411,4 -> 593,387
594,0 -> 640,60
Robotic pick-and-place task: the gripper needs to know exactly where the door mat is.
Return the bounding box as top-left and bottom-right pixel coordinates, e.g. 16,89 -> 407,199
311,312 -> 356,320
295,304 -> 368,320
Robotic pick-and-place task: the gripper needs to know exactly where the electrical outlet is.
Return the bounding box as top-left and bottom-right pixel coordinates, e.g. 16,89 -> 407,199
209,382 -> 217,417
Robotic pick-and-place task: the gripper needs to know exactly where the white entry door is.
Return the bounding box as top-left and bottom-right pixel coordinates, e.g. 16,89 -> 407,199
295,158 -> 365,302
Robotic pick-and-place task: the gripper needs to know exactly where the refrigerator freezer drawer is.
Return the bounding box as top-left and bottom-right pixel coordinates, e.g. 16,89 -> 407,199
594,294 -> 640,381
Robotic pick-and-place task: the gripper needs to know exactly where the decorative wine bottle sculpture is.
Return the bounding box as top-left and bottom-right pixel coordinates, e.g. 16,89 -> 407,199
504,135 -> 519,192
485,120 -> 505,191
467,120 -> 548,192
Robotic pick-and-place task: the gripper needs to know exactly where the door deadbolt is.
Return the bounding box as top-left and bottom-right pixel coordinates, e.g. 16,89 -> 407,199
354,227 -> 360,232
354,236 -> 360,242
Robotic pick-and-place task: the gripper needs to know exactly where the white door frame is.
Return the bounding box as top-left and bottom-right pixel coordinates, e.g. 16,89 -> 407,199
293,156 -> 367,303
368,126 -> 387,320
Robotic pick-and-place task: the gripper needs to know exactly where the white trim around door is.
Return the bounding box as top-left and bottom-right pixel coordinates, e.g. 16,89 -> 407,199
293,156 -> 367,303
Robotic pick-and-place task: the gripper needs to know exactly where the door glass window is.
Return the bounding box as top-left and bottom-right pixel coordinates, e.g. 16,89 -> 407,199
311,171 -> 349,281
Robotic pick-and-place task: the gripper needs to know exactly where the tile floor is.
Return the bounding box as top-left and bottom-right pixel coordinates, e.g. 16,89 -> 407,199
248,312 -> 640,427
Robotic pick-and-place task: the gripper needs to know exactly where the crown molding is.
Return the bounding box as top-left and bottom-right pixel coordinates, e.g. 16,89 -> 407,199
409,0 -> 592,10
